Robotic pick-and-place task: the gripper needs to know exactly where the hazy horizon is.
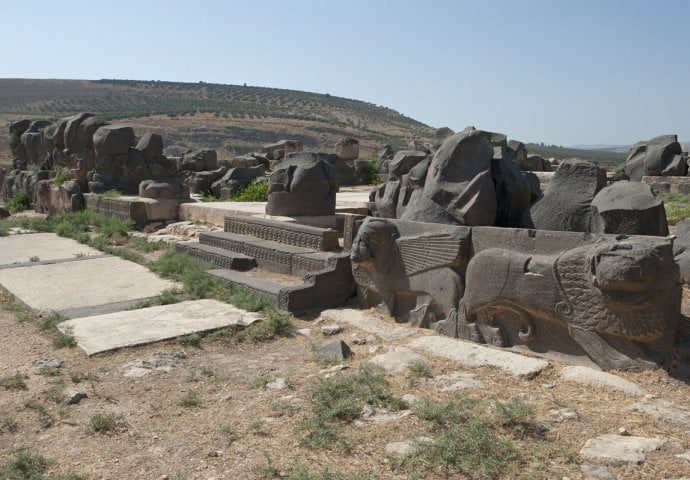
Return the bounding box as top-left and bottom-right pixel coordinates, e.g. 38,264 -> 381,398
2,0 -> 689,146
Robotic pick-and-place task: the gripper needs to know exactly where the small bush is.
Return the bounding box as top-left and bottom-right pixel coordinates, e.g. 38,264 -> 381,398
51,172 -> 72,186
407,359 -> 432,384
0,372 -> 28,390
409,398 -> 517,478
8,130 -> 19,148
7,191 -> 31,213
2,450 -> 48,479
178,389 -> 202,408
299,365 -> 402,450
1,416 -> 19,433
23,397 -> 54,429
88,413 -> 125,433
177,333 -> 202,348
229,180 -> 268,202
69,370 -> 97,384
248,375 -> 272,388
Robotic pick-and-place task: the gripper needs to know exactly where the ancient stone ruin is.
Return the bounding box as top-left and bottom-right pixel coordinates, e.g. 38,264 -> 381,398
3,117 -> 687,375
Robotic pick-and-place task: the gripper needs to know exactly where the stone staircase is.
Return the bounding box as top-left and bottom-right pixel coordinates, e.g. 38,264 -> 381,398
175,216 -> 355,314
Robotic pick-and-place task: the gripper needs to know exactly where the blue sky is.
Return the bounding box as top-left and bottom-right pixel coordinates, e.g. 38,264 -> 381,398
1,0 -> 688,146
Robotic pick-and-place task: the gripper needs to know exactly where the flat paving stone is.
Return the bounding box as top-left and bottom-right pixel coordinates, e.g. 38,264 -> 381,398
579,434 -> 667,465
369,347 -> 426,373
627,399 -> 690,431
58,299 -> 262,355
0,233 -> 102,266
559,366 -> 647,396
407,336 -> 549,379
0,256 -> 177,316
320,308 -> 418,342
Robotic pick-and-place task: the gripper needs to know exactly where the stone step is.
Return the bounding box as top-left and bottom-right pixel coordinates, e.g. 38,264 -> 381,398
208,269 -> 288,308
207,251 -> 355,314
198,231 -> 330,275
175,241 -> 256,271
223,215 -> 340,251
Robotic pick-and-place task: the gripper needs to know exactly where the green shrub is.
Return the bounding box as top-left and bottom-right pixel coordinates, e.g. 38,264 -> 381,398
178,389 -> 202,408
8,131 -> 19,149
51,172 -> 72,186
0,372 -> 28,390
88,413 -> 125,433
409,398 -> 517,478
229,180 -> 268,202
657,191 -> 690,224
7,191 -> 31,213
299,365 -> 402,450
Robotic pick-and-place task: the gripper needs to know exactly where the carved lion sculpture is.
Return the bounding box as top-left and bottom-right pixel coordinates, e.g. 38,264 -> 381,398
450,237 -> 681,371
350,218 -> 468,327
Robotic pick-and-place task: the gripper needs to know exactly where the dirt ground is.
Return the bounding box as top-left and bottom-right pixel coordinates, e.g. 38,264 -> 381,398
1,290 -> 690,480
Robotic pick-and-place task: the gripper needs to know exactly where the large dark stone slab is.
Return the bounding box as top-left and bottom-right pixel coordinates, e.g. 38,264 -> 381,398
526,159 -> 606,232
590,181 -> 668,236
266,152 -> 337,217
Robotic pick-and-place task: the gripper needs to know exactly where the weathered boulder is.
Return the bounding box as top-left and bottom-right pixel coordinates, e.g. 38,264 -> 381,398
35,179 -> 84,215
65,114 -> 106,154
407,140 -> 432,154
2,170 -> 49,204
228,154 -> 262,169
334,137 -> 359,161
136,133 -> 164,161
590,181 -> 668,236
402,127 -> 497,226
91,149 -> 179,194
266,152 -> 337,217
525,159 -> 606,232
521,153 -> 552,172
93,125 -> 135,158
139,179 -> 189,199
210,165 -> 265,199
507,139 -> 527,166
661,153 -> 688,176
434,127 -> 455,149
491,147 -> 534,227
378,144 -> 396,161
182,167 -> 227,194
625,134 -> 683,181
321,153 -> 363,186
672,219 -> 690,283
179,149 -> 218,172
387,150 -> 429,179
262,139 -> 303,161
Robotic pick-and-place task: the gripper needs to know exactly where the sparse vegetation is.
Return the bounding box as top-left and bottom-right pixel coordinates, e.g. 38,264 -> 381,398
356,156 -> 381,185
407,359 -> 432,385
1,416 -> 19,433
23,397 -> 54,429
0,371 -> 28,390
88,413 -> 125,433
228,180 -> 269,202
177,333 -> 202,348
407,397 -> 517,478
657,191 -> 690,224
249,375 -> 272,388
178,389 -> 202,408
6,191 -> 31,213
298,365 -> 403,451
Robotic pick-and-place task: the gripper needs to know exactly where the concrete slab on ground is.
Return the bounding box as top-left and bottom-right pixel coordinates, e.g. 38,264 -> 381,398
0,233 -> 103,266
407,336 -> 550,379
0,255 -> 177,317
58,299 -> 262,355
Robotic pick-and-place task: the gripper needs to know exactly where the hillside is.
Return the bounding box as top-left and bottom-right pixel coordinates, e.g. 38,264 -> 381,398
0,79 -> 435,162
526,143 -> 629,168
